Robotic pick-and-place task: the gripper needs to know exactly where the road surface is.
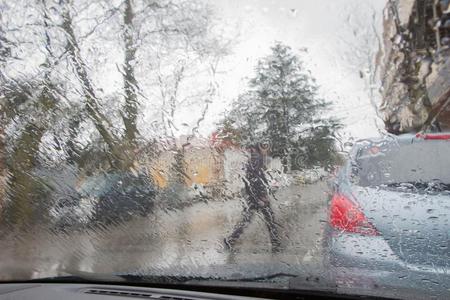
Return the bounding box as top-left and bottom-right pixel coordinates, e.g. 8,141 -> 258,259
0,181 -> 330,282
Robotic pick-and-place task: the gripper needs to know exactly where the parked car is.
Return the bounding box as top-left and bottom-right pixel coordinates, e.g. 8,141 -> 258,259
49,171 -> 156,229
325,133 -> 450,298
90,172 -> 156,225
36,166 -> 88,230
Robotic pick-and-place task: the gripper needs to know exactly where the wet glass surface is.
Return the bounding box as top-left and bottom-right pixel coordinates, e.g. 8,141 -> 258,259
1,0 -> 450,299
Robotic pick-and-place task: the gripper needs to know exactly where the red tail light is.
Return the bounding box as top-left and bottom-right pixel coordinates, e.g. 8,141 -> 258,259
415,133 -> 450,140
330,193 -> 379,236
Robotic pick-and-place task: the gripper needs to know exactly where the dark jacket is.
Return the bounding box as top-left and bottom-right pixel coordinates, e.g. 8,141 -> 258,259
243,151 -> 269,204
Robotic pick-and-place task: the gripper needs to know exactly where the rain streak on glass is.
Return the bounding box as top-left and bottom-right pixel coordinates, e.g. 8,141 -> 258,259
1,0 -> 450,299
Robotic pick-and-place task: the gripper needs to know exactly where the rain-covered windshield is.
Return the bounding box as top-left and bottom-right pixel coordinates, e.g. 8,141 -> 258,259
1,0 -> 450,299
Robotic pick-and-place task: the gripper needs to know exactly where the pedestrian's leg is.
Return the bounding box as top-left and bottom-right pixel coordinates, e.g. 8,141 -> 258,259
260,205 -> 282,252
224,205 -> 254,250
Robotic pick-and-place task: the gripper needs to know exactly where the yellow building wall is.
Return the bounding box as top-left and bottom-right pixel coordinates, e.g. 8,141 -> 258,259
148,148 -> 223,188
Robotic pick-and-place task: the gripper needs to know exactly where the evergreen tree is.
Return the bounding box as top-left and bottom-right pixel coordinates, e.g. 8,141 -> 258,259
222,43 -> 341,171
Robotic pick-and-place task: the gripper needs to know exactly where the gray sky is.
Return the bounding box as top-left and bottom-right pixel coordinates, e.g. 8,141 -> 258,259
204,0 -> 388,140
3,0 -> 388,142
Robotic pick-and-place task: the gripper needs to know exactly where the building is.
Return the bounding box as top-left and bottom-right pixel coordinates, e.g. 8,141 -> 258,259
0,125 -> 5,212
147,135 -> 266,197
379,0 -> 450,133
147,136 -> 237,193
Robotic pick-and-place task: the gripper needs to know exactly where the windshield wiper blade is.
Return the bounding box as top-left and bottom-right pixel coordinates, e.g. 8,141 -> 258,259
19,271 -> 306,289
22,274 -> 190,285
207,272 -> 298,282
24,272 -> 126,284
12,270 -> 225,285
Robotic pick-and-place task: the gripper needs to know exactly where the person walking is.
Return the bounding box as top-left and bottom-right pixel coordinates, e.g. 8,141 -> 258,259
224,144 -> 281,252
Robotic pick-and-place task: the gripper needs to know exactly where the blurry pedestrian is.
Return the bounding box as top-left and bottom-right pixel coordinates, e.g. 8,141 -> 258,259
224,144 -> 281,252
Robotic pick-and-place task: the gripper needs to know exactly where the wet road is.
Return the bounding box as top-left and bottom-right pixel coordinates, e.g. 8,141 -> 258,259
0,181 -> 329,281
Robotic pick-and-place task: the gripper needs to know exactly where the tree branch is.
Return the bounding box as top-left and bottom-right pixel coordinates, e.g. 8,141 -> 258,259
121,0 -> 139,145
60,5 -> 126,168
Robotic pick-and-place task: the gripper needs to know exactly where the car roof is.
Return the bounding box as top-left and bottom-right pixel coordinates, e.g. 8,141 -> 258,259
353,132 -> 450,149
345,132 -> 450,170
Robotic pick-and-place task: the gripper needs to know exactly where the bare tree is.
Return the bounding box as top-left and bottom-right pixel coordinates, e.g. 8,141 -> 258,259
57,0 -> 230,169
0,0 -> 236,224
0,0 -> 233,225
60,2 -> 132,170
0,0 -> 68,226
121,0 -> 139,145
